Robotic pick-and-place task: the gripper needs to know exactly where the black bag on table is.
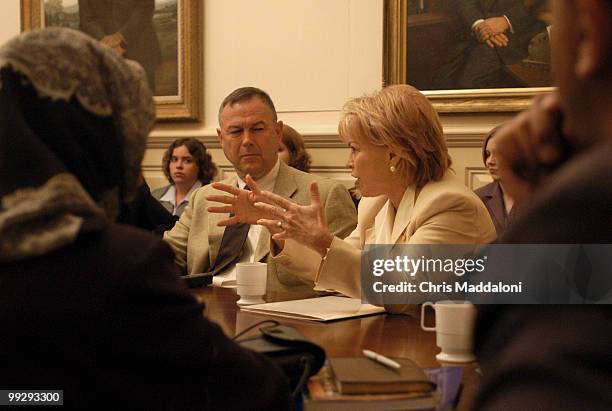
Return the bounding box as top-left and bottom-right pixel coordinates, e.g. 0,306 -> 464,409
238,324 -> 326,398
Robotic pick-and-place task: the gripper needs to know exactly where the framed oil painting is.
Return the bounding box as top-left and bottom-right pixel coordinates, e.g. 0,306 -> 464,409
21,0 -> 202,121
384,0 -> 554,112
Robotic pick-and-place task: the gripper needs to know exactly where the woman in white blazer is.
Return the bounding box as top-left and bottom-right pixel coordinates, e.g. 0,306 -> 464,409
211,85 -> 496,301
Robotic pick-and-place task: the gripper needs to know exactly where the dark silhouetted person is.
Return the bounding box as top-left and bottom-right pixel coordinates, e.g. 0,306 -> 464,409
474,1 -> 612,409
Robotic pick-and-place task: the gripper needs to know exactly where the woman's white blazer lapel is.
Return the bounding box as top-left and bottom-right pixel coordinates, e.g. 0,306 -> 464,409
374,187 -> 416,244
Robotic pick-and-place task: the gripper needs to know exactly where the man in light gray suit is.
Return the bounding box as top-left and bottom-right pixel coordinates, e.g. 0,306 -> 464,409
164,87 -> 357,296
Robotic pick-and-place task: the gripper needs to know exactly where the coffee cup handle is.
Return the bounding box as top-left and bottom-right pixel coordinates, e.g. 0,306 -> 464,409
420,302 -> 436,331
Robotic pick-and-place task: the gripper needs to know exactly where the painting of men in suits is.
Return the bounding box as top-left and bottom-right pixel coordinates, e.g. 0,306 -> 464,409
430,0 -> 549,89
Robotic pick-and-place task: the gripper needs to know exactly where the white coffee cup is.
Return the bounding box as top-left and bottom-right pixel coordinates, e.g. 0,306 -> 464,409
420,300 -> 476,363
236,262 -> 267,306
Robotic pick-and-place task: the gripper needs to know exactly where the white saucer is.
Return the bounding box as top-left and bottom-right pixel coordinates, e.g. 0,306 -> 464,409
436,351 -> 476,363
237,296 -> 265,306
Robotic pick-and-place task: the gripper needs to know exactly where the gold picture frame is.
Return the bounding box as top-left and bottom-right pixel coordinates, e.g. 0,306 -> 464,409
21,0 -> 202,122
383,0 -> 553,113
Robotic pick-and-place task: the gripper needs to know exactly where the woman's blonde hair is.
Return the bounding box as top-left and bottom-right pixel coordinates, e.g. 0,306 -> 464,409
339,84 -> 451,188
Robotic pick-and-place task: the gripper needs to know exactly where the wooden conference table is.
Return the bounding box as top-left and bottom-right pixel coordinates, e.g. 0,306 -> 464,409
192,287 -> 479,411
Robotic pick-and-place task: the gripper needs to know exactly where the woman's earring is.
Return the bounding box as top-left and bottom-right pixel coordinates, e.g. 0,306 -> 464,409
389,165 -> 396,173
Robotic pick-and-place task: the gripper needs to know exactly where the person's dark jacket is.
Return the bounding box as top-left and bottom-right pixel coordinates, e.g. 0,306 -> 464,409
118,181 -> 178,235
0,222 -> 291,410
474,181 -> 514,236
473,143 -> 612,410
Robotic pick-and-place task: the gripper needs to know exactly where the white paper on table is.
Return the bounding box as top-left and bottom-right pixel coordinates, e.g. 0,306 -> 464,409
239,296 -> 385,322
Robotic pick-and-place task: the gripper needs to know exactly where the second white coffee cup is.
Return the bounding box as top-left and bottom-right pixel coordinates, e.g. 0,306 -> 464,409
421,300 -> 476,363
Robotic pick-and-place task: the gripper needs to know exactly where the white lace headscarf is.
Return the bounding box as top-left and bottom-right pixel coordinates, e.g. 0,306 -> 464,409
0,28 -> 155,262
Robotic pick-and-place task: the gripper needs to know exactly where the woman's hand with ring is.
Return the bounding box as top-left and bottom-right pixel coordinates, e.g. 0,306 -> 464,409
254,182 -> 334,257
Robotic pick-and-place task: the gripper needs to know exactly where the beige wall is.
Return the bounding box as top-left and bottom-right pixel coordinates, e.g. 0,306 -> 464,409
2,0 -> 509,191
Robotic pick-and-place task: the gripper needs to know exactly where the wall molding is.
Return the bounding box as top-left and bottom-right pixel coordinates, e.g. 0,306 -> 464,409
147,130 -> 488,149
445,133 -> 486,148
465,167 -> 492,190
213,165 -> 355,186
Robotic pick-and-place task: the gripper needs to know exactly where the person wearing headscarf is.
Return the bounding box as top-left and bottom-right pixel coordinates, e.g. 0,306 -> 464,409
0,28 -> 289,410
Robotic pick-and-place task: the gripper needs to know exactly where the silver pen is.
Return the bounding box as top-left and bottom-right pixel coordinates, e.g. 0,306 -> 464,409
362,349 -> 401,369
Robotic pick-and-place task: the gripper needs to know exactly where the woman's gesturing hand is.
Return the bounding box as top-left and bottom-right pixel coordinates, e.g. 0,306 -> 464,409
254,181 -> 334,257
